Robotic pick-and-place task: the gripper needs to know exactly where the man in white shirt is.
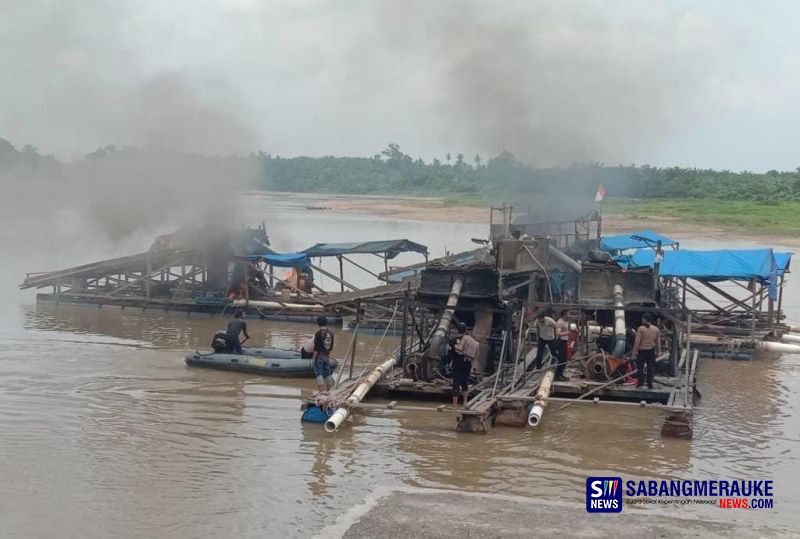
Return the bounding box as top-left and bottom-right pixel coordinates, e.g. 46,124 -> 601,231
460,326 -> 481,377
554,310 -> 570,381
533,313 -> 558,370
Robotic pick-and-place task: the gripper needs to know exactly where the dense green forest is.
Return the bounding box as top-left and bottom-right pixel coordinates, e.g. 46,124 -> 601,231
261,144 -> 800,203
4,138 -> 800,203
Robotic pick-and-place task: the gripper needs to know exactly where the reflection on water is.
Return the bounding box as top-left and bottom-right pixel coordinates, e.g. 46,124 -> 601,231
1,199 -> 799,536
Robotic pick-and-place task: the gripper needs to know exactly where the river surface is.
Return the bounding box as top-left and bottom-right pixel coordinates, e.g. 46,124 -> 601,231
1,193 -> 798,537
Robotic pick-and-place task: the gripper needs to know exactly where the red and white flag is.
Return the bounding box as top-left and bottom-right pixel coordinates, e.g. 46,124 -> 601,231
595,184 -> 607,202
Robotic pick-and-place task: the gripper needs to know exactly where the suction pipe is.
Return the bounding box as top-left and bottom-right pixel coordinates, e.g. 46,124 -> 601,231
548,245 -> 582,273
425,276 -> 464,361
527,370 -> 555,427
611,284 -> 627,357
324,355 -> 398,433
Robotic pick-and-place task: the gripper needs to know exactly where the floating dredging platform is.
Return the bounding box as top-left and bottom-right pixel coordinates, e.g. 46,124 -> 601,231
20,224 -> 430,323
303,207 -> 795,439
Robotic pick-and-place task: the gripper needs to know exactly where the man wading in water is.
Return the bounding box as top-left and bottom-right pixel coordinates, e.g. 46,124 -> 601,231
226,311 -> 250,354
313,316 -> 335,393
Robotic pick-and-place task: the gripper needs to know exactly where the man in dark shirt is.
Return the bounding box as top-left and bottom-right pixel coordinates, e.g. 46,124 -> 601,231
226,311 -> 249,354
313,316 -> 335,393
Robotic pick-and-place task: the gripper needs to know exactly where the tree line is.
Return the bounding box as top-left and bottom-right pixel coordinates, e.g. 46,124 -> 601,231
4,138 -> 800,203
260,143 -> 800,203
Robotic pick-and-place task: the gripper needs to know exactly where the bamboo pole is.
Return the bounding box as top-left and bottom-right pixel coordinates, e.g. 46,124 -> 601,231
510,309 -> 526,392
338,255 -> 345,293
557,367 -> 638,411
341,255 -> 383,280
310,262 -> 359,292
685,313 -> 692,407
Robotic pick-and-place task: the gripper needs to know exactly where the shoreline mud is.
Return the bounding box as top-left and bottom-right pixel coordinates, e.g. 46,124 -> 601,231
253,191 -> 800,248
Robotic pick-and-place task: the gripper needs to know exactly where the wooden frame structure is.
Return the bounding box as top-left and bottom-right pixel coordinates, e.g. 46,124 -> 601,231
662,274 -> 788,338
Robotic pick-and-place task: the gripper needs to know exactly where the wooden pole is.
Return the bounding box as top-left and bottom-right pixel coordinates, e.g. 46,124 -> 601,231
510,308 -> 526,392
685,313 -> 692,408
751,279 -> 757,333
310,262 -> 359,292
146,256 -> 152,299
338,256 -> 345,293
682,280 -> 728,313
557,367 -> 638,411
400,300 -> 408,363
700,279 -> 758,312
341,255 -> 383,280
670,320 -> 678,377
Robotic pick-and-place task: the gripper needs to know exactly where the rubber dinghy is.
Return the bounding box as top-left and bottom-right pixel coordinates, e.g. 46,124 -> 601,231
185,347 -> 339,378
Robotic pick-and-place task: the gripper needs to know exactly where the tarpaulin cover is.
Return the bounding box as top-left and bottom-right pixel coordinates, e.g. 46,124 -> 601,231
600,230 -> 678,252
614,248 -> 792,280
248,252 -> 310,268
302,239 -> 428,259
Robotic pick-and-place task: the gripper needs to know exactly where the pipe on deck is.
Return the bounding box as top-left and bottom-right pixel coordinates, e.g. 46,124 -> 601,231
548,245 -> 582,273
324,355 -> 398,432
230,299 -> 324,311
611,284 -> 627,358
426,276 -> 464,361
588,325 -> 800,354
755,340 -> 800,354
527,370 -> 555,427
780,333 -> 800,344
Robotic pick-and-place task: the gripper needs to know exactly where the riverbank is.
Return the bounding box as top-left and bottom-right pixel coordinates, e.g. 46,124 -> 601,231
259,192 -> 800,248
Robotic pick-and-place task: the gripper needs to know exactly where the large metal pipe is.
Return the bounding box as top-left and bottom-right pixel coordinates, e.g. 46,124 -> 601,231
548,245 -> 582,273
755,340 -> 800,354
780,333 -> 800,344
426,276 -> 464,360
611,284 -> 627,357
231,299 -> 324,311
527,370 -> 555,427
589,325 -> 800,354
324,355 -> 398,432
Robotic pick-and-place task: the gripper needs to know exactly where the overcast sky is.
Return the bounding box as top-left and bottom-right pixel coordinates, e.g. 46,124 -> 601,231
2,0 -> 799,171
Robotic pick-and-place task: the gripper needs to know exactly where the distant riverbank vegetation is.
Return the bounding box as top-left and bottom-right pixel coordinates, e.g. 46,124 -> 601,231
4,138 -> 800,233
260,143 -> 800,203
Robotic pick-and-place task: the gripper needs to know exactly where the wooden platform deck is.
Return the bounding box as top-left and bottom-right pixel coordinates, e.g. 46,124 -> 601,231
321,278 -> 419,306
36,292 -> 341,324
312,349 -> 698,438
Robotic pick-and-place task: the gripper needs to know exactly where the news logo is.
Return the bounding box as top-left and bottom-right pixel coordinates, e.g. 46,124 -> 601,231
586,477 -> 623,513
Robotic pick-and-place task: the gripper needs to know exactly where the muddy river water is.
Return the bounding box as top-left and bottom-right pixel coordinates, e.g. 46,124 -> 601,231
1,193 -> 798,536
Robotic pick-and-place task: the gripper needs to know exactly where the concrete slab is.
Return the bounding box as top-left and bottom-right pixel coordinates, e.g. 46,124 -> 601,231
318,487 -> 790,539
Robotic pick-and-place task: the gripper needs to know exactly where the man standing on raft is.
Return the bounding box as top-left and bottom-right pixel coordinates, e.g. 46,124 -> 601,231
226,311 -> 250,354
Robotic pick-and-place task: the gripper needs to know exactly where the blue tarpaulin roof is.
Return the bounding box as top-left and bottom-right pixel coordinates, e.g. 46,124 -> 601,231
775,252 -> 792,276
302,239 -> 428,259
247,252 -> 310,268
614,248 -> 792,280
600,230 -> 679,252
